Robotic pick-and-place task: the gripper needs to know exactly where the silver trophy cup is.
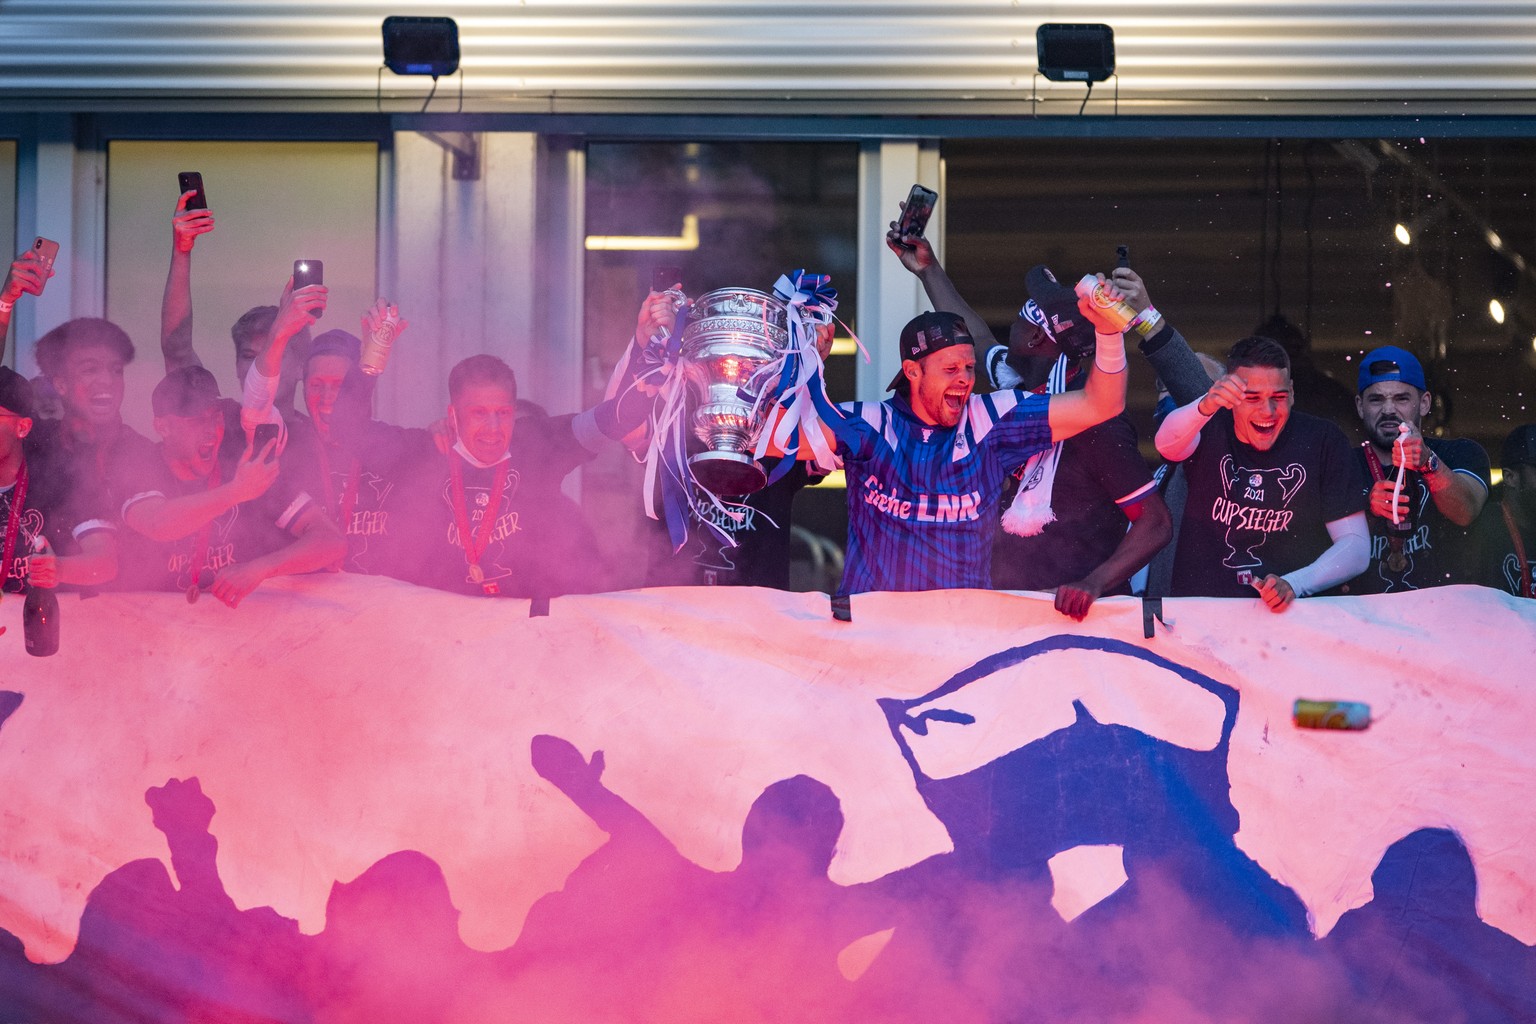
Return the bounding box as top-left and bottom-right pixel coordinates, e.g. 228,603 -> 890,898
679,287 -> 790,496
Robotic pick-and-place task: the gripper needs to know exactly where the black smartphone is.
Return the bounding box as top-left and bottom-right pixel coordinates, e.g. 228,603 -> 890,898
293,260 -> 324,319
178,171 -> 207,211
1116,244 -> 1131,268
894,184 -> 939,248
253,422 -> 281,455
651,265 -> 682,293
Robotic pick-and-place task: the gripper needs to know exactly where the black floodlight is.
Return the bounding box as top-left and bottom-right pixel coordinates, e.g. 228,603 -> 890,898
1036,24 -> 1115,83
382,16 -> 460,78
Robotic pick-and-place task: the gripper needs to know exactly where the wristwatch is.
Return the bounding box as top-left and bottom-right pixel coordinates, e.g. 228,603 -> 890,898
1422,449 -> 1441,475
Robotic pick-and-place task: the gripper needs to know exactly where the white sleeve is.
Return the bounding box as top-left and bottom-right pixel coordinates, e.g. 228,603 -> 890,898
1154,397 -> 1212,462
240,364 -> 288,447
1281,512 -> 1370,597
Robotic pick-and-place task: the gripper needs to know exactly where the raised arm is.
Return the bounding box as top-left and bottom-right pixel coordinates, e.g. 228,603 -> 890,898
0,250 -> 54,360
531,734 -> 669,843
572,290 -> 684,451
1155,374 -> 1246,461
241,277 -> 329,441
1044,288 -> 1128,441
886,225 -> 999,348
1111,267 -> 1215,406
161,191 -> 215,374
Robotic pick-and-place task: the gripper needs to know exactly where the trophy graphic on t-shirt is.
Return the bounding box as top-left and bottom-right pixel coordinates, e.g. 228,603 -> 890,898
1217,456 -> 1306,571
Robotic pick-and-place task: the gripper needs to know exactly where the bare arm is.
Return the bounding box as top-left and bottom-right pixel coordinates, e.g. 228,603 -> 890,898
209,503 -> 344,608
56,530 -> 118,587
122,442 -> 280,542
253,276 -> 327,383
1045,288 -> 1130,441
1,251 -> 53,362
886,227 -> 999,348
161,191 -> 214,374
1054,491 -> 1173,620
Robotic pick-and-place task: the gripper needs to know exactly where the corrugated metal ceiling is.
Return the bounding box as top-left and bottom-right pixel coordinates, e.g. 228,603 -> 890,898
3,2 -> 1536,114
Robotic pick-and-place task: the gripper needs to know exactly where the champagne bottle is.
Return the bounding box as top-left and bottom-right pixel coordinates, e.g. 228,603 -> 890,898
23,537 -> 58,657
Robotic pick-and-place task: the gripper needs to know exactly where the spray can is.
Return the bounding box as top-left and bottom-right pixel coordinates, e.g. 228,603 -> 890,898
359,308 -> 404,376
1074,275 -> 1138,332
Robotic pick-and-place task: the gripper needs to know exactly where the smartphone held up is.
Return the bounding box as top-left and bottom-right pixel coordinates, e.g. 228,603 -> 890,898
177,171 -> 208,211
293,260 -> 325,320
893,184 -> 938,250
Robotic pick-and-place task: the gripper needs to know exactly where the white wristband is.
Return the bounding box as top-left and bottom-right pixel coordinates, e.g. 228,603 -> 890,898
1094,331 -> 1127,374
0,298 -> 14,314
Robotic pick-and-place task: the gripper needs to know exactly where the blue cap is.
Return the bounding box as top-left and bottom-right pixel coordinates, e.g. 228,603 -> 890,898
1357,346 -> 1427,394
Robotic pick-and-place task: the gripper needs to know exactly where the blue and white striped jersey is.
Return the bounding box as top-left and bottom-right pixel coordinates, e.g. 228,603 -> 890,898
831,391 -> 1052,594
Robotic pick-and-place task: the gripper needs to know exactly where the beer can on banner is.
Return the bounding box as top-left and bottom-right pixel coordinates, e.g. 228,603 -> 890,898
1293,699 -> 1372,731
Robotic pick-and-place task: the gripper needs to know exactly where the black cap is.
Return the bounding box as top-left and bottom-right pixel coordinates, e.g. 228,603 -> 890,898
887,311 -> 974,391
0,367 -> 36,420
1023,265 -> 1097,361
152,365 -> 221,418
1503,424 -> 1536,472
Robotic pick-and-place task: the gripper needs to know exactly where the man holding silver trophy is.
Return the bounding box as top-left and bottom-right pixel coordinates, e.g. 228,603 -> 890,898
664,220 -> 1131,595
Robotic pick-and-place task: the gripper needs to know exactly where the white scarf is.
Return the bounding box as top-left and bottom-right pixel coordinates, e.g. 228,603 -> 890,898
1000,353 -> 1069,537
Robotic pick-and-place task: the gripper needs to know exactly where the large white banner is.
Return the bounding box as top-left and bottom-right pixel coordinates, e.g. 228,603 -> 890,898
0,577 -> 1532,1022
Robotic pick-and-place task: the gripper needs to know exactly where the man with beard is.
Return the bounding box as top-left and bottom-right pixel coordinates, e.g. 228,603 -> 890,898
1156,335 -> 1369,610
888,232 -> 1171,619
1341,345 -> 1490,594
824,301 -> 1128,596
110,366 -> 343,607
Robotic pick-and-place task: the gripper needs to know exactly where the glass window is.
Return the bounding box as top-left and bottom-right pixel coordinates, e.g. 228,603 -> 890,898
943,137 -> 1536,465
106,140 -> 378,433
581,141 -> 858,592
0,138 -> 16,365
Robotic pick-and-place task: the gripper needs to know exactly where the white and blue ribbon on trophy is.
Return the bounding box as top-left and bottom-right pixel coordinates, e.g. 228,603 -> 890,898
747,270 -> 862,487
620,271 -> 864,554
603,291 -> 713,553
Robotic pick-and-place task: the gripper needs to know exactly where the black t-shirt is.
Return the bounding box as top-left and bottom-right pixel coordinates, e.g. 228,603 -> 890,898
645,458 -> 818,589
108,443 -> 314,592
1340,437 -> 1491,594
0,436 -> 114,593
1170,410 -> 1367,598
991,414 -> 1156,593
28,418 -> 158,527
279,416 -> 399,576
364,415 -> 598,597
1474,499 -> 1536,599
